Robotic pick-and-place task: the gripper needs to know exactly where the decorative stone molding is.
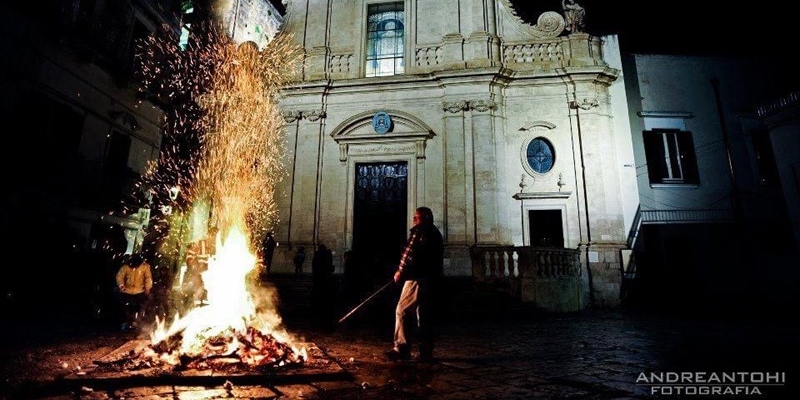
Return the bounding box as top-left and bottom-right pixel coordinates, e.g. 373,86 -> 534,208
519,121 -> 556,131
331,109 -> 436,162
339,141 -> 425,162
513,191 -> 572,200
468,99 -> 496,112
282,110 -> 302,123
415,141 -> 426,160
347,142 -> 417,156
569,98 -> 598,110
302,109 -> 326,121
442,101 -> 468,113
529,11 -> 566,40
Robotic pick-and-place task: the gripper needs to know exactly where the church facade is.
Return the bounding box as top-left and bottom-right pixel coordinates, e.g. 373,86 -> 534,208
270,0 -> 639,308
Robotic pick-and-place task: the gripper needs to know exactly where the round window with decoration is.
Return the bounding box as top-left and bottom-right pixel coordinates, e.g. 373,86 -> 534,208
522,137 -> 555,175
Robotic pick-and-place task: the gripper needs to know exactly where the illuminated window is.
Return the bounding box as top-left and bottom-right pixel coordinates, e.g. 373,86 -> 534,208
365,2 -> 404,77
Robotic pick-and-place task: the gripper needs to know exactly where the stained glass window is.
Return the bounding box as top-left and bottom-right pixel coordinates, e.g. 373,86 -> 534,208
526,137 -> 555,174
365,2 -> 404,77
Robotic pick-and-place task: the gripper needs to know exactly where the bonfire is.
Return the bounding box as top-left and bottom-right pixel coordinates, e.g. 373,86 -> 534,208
101,227 -> 307,373
106,15 -> 305,373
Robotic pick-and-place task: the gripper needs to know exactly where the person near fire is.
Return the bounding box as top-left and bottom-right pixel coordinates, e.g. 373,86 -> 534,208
262,231 -> 277,275
115,253 -> 153,331
386,206 -> 444,362
311,243 -> 336,331
293,246 -> 306,276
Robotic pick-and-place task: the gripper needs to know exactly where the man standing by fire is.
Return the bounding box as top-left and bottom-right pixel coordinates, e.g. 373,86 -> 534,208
386,207 -> 443,362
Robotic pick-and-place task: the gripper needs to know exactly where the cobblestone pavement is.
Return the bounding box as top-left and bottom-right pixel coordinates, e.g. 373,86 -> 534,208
3,299 -> 799,399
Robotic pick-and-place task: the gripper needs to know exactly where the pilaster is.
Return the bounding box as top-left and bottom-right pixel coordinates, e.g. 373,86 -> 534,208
469,98 -> 499,244
443,100 -> 469,244
289,108 -> 326,245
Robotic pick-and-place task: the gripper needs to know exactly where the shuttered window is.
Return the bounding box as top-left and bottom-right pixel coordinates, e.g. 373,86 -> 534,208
643,129 -> 699,184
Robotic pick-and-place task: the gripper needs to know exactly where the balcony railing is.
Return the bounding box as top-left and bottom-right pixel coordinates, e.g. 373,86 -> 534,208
470,246 -> 582,312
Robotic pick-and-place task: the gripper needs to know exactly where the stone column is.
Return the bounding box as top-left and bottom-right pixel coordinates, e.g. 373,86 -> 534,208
469,99 -> 499,244
442,101 -> 469,245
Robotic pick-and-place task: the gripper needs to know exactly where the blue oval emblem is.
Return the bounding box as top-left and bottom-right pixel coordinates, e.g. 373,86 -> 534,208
372,111 -> 392,134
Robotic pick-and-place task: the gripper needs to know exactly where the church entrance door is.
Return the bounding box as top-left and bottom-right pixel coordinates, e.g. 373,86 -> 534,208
353,162 -> 408,278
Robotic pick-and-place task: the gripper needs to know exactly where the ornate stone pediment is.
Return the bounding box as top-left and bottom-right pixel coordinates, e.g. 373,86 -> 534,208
331,110 -> 435,162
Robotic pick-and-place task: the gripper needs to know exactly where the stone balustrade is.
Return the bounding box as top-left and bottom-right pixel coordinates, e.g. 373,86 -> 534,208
470,245 -> 583,312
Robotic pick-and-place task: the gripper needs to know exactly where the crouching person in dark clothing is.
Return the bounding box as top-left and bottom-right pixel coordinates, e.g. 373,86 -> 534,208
386,207 -> 444,362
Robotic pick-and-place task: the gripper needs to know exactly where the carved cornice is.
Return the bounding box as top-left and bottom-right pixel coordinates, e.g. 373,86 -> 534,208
513,191 -> 572,200
442,101 -> 468,113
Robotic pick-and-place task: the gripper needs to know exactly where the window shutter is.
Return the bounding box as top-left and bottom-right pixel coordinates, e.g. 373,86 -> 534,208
677,131 -> 699,183
643,131 -> 666,183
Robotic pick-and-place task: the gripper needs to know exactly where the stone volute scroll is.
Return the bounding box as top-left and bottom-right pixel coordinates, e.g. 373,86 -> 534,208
530,11 -> 566,39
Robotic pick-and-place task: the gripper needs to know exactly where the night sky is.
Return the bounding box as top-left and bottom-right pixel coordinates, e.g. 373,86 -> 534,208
511,1 -> 783,57
270,1 -> 781,57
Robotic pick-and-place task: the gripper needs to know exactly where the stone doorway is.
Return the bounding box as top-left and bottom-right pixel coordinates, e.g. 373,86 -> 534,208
352,162 -> 408,277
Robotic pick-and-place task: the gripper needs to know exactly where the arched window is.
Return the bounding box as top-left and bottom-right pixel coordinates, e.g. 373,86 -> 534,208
365,2 -> 404,77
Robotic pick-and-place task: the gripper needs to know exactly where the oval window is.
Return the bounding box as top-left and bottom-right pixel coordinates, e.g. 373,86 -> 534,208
526,137 -> 555,174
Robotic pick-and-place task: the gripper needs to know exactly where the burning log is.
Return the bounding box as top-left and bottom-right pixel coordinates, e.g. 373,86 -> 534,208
94,326 -> 304,374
